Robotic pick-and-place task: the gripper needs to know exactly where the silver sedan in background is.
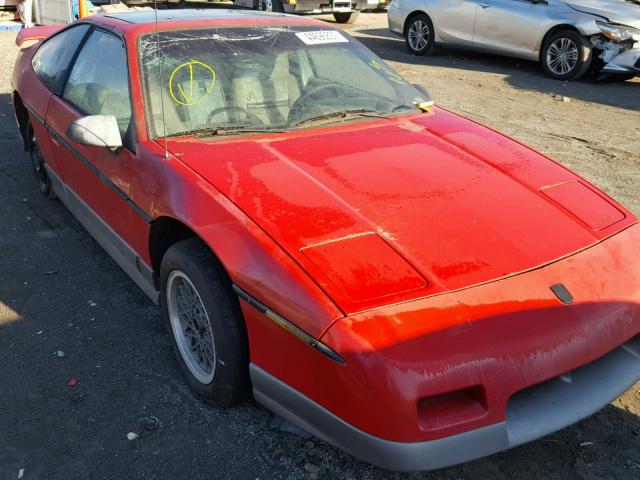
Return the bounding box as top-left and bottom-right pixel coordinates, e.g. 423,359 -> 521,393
388,0 -> 640,80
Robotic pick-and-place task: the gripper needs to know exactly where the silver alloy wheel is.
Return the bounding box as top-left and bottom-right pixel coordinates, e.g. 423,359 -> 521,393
546,38 -> 579,75
167,270 -> 216,384
408,19 -> 430,52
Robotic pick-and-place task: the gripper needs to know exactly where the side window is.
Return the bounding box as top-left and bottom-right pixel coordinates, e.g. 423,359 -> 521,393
63,30 -> 132,138
32,24 -> 90,94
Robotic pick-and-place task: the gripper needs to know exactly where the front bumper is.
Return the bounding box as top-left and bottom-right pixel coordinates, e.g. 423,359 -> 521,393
283,0 -> 367,13
596,37 -> 640,75
602,45 -> 640,74
242,224 -> 640,470
252,335 -> 640,471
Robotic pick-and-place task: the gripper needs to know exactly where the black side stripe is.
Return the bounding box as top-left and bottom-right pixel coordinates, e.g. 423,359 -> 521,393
24,103 -> 152,224
232,284 -> 346,365
24,104 -> 45,125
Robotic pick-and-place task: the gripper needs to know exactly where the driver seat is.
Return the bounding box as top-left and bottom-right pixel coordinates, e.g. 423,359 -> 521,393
232,53 -> 300,126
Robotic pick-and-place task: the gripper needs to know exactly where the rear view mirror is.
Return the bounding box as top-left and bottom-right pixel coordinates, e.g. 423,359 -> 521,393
68,115 -> 122,149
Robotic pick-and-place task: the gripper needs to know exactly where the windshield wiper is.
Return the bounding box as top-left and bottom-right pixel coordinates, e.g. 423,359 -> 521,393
294,109 -> 390,128
166,125 -> 284,138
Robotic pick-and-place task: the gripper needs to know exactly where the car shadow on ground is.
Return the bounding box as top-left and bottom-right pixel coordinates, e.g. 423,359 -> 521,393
354,28 -> 640,112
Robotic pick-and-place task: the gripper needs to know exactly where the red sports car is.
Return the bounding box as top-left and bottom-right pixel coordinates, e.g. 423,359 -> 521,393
12,10 -> 640,471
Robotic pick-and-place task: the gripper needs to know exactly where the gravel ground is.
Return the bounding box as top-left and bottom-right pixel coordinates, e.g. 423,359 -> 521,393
1,11 -> 639,480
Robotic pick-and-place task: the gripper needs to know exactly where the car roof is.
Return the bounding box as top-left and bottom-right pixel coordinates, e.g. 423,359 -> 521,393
91,8 -> 325,35
103,8 -> 280,24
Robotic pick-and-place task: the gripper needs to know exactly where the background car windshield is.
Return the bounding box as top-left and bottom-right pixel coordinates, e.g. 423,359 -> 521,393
139,26 -> 430,138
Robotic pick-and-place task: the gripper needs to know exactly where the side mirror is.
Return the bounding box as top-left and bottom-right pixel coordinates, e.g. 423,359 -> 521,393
67,115 -> 122,150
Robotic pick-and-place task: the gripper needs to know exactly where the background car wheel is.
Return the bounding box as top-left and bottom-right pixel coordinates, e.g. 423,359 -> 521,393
405,13 -> 435,56
541,30 -> 592,81
27,123 -> 56,199
260,0 -> 284,12
160,238 -> 250,407
333,11 -> 359,24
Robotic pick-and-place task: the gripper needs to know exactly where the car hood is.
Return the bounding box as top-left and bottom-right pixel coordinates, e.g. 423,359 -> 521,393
564,0 -> 640,28
167,108 -> 635,314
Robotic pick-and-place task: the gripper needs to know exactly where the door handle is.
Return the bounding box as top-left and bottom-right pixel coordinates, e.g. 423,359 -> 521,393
479,3 -> 491,7
51,135 -> 61,147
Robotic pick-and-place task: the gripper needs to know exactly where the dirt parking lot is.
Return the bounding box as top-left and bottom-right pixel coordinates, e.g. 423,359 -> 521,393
1,10 -> 639,480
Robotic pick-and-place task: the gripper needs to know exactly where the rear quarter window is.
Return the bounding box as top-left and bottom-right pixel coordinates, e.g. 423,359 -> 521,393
32,24 -> 90,94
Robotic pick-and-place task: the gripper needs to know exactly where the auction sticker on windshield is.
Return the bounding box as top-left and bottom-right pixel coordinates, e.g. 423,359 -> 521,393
295,30 -> 349,45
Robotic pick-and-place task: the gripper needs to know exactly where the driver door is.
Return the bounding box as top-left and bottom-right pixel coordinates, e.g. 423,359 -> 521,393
45,28 -> 148,257
432,0 -> 479,47
473,0 -> 548,57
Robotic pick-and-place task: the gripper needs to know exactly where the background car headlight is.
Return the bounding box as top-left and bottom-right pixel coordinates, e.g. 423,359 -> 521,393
596,21 -> 640,43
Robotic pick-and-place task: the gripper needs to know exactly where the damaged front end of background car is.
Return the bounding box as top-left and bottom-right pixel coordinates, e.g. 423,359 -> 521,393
590,20 -> 640,78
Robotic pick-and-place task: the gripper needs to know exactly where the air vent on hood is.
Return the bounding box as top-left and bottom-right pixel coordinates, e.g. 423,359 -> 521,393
301,233 -> 427,303
540,181 -> 625,231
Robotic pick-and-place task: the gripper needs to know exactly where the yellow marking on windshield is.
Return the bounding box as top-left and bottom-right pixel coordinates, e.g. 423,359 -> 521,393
368,59 -> 409,85
169,60 -> 216,106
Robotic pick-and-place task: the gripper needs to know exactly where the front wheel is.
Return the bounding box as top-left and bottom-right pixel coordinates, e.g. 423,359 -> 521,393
333,11 -> 359,24
541,30 -> 592,81
405,13 -> 435,56
160,238 -> 250,407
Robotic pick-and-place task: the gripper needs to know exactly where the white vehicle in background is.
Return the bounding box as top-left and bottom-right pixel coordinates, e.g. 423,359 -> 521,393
388,0 -> 640,81
235,0 -> 372,23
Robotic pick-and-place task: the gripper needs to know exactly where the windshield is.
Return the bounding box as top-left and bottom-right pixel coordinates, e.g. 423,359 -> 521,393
138,26 -> 430,138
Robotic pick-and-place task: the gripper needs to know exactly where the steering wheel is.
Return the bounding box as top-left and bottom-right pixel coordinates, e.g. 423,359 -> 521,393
207,106 -> 264,126
289,82 -> 387,123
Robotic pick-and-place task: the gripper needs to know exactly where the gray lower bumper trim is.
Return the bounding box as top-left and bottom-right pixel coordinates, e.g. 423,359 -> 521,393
250,335 -> 640,471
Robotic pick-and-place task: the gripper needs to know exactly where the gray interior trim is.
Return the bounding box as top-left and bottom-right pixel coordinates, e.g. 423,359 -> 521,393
251,334 -> 640,471
47,165 -> 159,304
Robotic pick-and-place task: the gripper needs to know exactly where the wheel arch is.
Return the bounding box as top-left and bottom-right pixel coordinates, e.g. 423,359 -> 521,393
403,10 -> 432,37
149,216 -> 231,288
13,91 -> 30,151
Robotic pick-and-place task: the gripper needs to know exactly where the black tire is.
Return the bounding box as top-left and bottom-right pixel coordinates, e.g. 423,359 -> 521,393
404,13 -> 435,56
541,30 -> 592,81
260,0 -> 284,12
333,11 -> 359,24
27,123 -> 56,199
160,238 -> 250,407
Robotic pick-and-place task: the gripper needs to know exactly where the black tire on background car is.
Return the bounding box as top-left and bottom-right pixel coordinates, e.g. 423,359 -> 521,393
405,13 -> 435,56
333,11 -> 359,24
27,123 -> 56,199
260,0 -> 284,12
541,30 -> 593,81
160,238 -> 250,407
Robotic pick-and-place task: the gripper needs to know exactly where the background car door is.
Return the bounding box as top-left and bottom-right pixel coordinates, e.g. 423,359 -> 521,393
45,28 -> 149,257
432,0 -> 479,47
473,0 -> 549,58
